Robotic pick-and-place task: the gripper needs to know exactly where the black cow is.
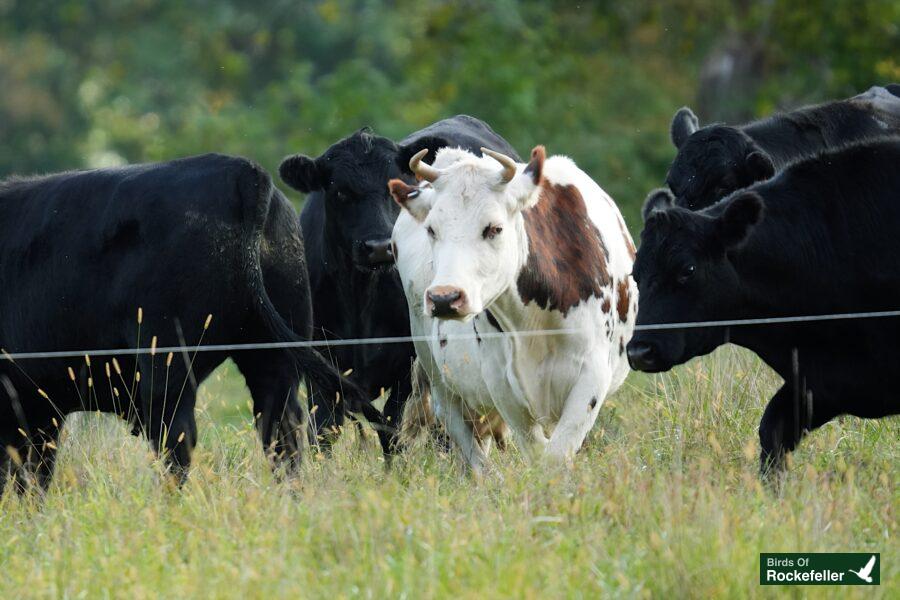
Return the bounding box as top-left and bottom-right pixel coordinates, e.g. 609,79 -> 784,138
627,138 -> 900,476
0,153 -> 370,492
654,84 -> 900,214
278,115 -> 520,451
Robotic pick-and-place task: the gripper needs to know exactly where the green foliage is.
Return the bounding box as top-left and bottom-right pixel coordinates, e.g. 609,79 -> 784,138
1,0 -> 897,230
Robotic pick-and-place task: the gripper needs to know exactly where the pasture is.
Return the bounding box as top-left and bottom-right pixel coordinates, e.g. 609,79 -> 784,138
1,347 -> 895,598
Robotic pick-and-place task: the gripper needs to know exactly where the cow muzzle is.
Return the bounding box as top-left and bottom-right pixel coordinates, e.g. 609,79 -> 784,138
626,340 -> 663,372
361,239 -> 394,266
426,286 -> 469,319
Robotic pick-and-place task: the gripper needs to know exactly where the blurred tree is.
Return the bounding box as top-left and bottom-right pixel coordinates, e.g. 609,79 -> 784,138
0,0 -> 896,231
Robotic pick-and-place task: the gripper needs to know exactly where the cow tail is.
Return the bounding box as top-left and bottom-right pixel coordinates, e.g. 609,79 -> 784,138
237,161 -> 375,418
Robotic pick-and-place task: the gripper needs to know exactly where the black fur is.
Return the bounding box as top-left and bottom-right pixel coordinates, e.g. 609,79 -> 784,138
0,153 -> 368,492
641,188 -> 675,222
280,116 -> 520,453
665,85 -> 900,211
278,154 -> 323,193
629,138 -> 900,476
670,107 -> 699,149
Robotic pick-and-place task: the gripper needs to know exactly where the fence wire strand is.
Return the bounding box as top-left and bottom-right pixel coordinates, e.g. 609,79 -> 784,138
3,309 -> 900,362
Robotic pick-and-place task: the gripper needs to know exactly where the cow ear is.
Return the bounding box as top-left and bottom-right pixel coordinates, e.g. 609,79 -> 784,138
718,191 -> 764,249
642,188 -> 674,222
670,107 -> 699,149
398,136 -> 450,175
279,154 -> 323,193
523,145 -> 545,185
507,145 -> 544,211
746,150 -> 775,182
388,179 -> 431,222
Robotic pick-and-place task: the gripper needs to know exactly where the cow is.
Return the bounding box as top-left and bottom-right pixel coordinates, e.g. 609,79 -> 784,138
389,145 -> 637,475
627,137 -> 900,477
277,116 -> 520,452
0,153 -> 371,492
653,84 -> 900,214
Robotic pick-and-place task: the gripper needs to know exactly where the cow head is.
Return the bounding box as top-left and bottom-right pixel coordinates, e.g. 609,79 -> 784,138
627,191 -> 764,372
279,129 -> 451,270
388,146 -> 545,320
667,107 -> 775,211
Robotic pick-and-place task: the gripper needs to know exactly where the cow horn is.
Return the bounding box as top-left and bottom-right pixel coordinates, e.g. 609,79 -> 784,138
409,149 -> 441,183
481,147 -> 517,184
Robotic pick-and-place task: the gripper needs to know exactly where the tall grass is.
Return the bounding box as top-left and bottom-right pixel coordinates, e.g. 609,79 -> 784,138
0,347 -> 896,598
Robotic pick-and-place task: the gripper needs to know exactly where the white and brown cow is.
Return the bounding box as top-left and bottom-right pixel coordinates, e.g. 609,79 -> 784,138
389,145 -> 636,474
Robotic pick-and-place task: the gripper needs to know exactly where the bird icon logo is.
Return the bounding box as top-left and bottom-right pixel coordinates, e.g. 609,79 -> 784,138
848,555 -> 877,583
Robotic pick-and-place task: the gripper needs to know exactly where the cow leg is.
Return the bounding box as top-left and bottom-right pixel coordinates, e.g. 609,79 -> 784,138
758,384 -> 805,477
6,419 -> 63,494
0,451 -> 9,496
234,352 -> 305,476
545,363 -> 608,464
382,372 -> 412,453
490,398 -> 548,460
158,403 -> 197,484
431,386 -> 487,478
137,356 -> 198,484
308,385 -> 346,453
31,421 -> 63,491
396,378 -> 455,453
491,417 -> 510,451
758,383 -> 834,478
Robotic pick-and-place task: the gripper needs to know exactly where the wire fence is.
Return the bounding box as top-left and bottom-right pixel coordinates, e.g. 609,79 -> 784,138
4,309 -> 900,362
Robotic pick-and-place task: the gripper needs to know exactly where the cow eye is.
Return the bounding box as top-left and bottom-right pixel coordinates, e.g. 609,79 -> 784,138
482,224 -> 502,240
677,265 -> 696,285
427,225 -> 436,240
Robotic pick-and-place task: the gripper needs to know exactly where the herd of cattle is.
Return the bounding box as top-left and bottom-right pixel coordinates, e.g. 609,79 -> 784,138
2,85 -> 900,493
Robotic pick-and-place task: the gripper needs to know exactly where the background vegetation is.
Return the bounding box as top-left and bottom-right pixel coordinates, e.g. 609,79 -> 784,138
2,0 -> 898,227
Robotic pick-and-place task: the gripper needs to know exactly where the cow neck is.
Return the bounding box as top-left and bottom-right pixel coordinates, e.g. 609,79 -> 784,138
345,264 -> 399,324
720,204 -> 832,360
320,220 -> 396,333
744,114 -> 826,167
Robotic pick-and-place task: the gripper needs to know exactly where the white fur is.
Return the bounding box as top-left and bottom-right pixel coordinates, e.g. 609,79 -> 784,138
393,147 -> 636,474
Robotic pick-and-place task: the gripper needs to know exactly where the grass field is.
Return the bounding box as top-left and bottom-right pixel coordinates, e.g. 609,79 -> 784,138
0,346 -> 896,598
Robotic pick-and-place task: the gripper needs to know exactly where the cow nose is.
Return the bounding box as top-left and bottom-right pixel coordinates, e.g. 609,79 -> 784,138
626,341 -> 658,371
364,239 -> 394,265
426,286 -> 466,318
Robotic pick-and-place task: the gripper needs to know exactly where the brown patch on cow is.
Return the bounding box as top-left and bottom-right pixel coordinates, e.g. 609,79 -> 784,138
517,183 -> 610,315
616,278 -> 630,322
524,145 -> 546,185
388,179 -> 419,206
601,296 -> 611,313
618,337 -> 625,356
